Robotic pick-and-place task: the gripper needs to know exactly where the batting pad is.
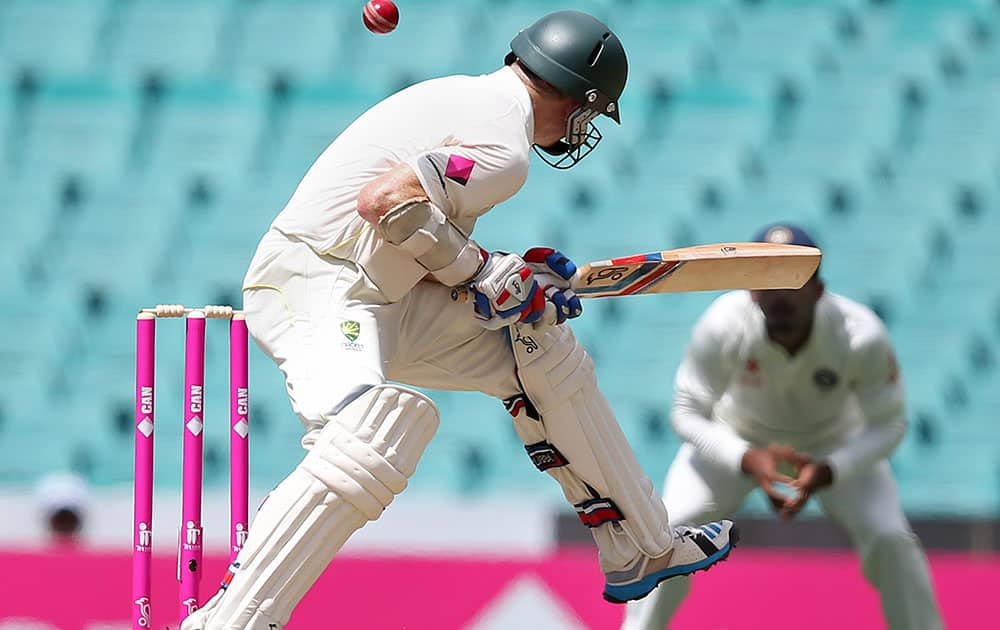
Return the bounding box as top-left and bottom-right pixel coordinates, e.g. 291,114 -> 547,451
510,324 -> 674,571
181,385 -> 439,630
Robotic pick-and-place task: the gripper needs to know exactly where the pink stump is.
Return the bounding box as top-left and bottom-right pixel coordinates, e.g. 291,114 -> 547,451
230,314 -> 249,562
179,312 -> 206,619
133,313 -> 156,629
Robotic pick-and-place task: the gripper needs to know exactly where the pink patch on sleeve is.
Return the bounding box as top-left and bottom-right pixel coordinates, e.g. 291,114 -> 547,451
445,155 -> 476,186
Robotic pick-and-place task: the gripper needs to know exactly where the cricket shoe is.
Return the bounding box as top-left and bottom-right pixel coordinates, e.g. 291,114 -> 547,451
602,519 -> 738,603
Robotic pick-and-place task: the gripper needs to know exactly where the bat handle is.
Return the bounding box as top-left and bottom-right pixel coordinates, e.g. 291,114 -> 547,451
450,286 -> 470,304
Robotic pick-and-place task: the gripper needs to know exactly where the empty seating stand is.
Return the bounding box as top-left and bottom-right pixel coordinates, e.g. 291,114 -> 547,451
0,0 -> 995,518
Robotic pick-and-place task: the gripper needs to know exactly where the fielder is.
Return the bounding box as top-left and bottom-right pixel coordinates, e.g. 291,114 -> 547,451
621,224 -> 942,630
182,11 -> 735,629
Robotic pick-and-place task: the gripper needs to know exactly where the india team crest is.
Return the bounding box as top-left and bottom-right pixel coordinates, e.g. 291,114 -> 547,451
341,320 -> 361,342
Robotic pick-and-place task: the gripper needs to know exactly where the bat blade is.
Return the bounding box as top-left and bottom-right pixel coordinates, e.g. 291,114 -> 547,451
573,242 -> 821,298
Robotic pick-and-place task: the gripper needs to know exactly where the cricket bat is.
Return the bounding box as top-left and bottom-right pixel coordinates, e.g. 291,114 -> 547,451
452,242 -> 821,301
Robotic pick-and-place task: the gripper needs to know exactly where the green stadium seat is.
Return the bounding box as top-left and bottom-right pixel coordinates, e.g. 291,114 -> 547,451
0,0 -> 995,513
608,3 -> 719,88
34,181 -> 181,330
409,391 -> 522,496
0,0 -> 110,77
0,429 -> 74,483
346,6 -> 475,92
19,77 -> 137,181
230,1 -> 349,87
0,172 -> 62,259
192,183 -> 291,248
0,362 -> 51,433
0,71 -> 12,166
106,0 -> 232,84
0,298 -> 81,399
710,3 -> 840,91
792,77 -> 900,151
143,81 -> 266,187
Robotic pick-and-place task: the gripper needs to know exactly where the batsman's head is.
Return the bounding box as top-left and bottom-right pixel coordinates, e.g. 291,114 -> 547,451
505,10 -> 628,169
750,223 -> 824,336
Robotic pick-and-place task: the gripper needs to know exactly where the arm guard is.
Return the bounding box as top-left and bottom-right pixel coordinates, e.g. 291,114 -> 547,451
379,199 -> 484,286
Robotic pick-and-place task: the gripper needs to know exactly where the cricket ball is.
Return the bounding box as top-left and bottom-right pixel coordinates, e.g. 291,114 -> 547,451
363,0 -> 399,35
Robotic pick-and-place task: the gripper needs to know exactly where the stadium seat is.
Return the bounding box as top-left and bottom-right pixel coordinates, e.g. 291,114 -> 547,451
0,298 -> 82,401
0,70 -> 13,165
0,0 -> 110,78
190,182 -> 291,248
0,429 -> 75,483
607,2 -> 720,89
831,1 -> 971,98
142,80 -> 266,188
710,3 -> 840,92
0,174 -> 62,284
0,0 -> 995,515
105,0 -> 232,84
413,392 -> 524,495
19,77 -> 137,181
791,77 -> 900,152
346,5 -> 475,92
230,0 -> 350,87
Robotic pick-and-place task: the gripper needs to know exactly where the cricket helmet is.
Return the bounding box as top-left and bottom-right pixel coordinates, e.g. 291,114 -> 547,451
506,10 -> 628,169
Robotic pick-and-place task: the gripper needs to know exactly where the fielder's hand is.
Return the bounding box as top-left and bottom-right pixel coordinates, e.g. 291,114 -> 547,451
468,251 -> 546,330
741,444 -> 811,519
522,247 -> 583,330
782,460 -> 834,519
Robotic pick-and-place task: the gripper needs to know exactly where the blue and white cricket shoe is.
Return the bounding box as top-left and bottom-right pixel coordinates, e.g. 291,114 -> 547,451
603,519 -> 738,603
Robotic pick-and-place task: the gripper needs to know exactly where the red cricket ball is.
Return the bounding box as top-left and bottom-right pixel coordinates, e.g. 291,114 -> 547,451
363,0 -> 399,35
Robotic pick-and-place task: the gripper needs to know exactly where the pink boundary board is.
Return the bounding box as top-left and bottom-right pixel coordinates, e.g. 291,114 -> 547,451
1,548 -> 996,629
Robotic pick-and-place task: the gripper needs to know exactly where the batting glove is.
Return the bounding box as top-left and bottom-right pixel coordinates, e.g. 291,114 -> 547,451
522,247 -> 583,329
468,250 -> 546,330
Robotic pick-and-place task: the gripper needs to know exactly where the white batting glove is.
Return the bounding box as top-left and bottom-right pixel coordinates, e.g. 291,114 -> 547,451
468,251 -> 546,330
521,247 -> 583,330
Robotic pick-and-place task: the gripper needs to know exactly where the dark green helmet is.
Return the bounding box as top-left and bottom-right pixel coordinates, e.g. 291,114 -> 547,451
506,10 -> 628,168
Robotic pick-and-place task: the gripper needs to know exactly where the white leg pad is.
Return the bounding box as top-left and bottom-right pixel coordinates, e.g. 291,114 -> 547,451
181,385 -> 439,630
508,324 -> 673,571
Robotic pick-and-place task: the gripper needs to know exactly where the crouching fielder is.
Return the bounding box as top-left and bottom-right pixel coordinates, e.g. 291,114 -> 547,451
182,11 -> 735,630
622,224 -> 941,630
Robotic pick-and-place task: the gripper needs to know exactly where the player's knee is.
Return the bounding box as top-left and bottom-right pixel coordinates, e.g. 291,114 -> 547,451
861,530 -> 919,574
293,381 -> 383,435
300,385 -> 439,519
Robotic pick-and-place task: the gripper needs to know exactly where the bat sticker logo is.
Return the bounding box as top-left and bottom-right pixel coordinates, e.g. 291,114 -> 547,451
720,246 -> 737,254
586,266 -> 628,285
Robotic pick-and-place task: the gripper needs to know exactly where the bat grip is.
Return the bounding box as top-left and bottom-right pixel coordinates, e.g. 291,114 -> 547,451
450,286 -> 470,304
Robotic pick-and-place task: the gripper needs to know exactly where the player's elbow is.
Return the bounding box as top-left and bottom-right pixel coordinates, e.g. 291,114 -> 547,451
357,163 -> 428,226
669,398 -> 700,440
357,180 -> 394,225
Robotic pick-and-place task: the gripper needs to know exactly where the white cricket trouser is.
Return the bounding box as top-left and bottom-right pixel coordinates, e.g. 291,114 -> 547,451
621,443 -> 943,630
242,229 -> 523,437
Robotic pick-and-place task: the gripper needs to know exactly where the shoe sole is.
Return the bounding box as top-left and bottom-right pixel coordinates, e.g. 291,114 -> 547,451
602,526 -> 740,604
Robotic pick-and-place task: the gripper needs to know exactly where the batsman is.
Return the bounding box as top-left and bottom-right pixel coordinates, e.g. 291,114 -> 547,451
183,11 -> 736,629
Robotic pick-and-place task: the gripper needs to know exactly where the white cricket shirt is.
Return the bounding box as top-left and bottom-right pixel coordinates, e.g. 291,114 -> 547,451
672,290 -> 906,482
269,66 -> 534,302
